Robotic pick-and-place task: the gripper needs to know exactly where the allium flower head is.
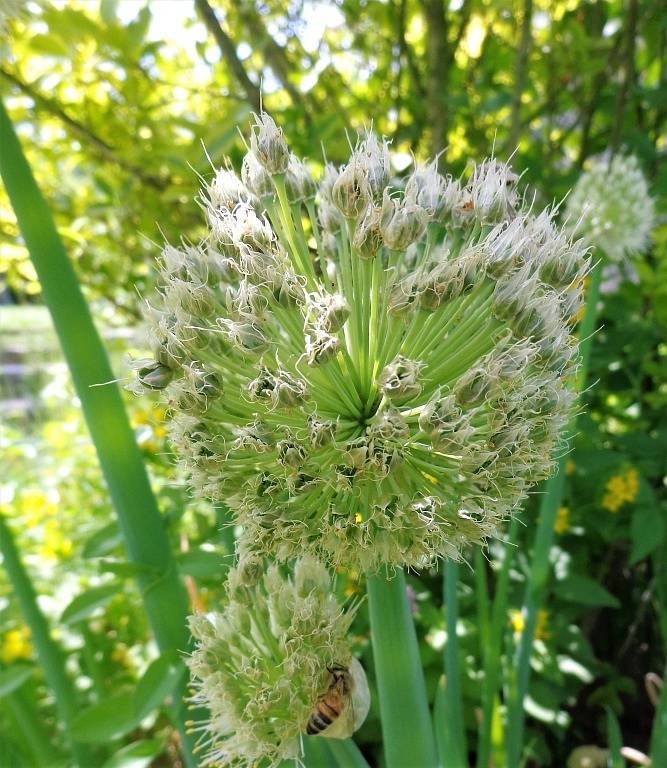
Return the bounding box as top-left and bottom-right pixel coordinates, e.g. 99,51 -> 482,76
565,153 -> 654,262
187,556 -> 369,767
133,113 -> 589,571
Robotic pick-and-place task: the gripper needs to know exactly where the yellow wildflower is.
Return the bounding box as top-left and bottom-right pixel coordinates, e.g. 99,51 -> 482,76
509,609 -> 525,634
535,609 -> 551,641
554,506 -> 570,534
601,467 -> 640,512
0,627 -> 32,663
566,460 -> 576,476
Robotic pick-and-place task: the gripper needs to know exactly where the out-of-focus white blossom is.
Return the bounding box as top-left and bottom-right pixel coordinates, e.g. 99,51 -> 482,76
565,154 -> 654,262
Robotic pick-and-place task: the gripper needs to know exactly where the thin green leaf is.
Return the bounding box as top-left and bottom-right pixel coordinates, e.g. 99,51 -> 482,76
0,98 -> 196,767
134,652 -> 185,720
606,707 -> 625,768
0,666 -> 33,698
70,694 -> 140,743
442,560 -> 467,767
101,739 -> 164,768
60,583 -> 120,625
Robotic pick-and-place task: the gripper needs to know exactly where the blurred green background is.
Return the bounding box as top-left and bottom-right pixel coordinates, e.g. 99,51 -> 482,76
1,1 -> 666,766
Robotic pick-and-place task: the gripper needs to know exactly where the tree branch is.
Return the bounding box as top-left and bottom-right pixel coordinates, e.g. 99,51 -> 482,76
396,0 -> 425,100
0,67 -> 168,190
507,0 -> 533,152
610,0 -> 639,153
421,0 -> 450,157
194,0 -> 262,113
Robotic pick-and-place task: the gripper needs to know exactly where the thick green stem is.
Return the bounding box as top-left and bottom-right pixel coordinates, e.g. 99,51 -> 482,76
476,517 -> 519,768
0,515 -> 89,765
0,98 -> 197,767
506,261 -> 603,765
367,568 -> 438,768
442,560 -> 467,767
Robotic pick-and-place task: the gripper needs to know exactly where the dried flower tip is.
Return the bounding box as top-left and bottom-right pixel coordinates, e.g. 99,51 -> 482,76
354,131 -> 390,198
249,112 -> 290,174
208,167 -> 254,211
466,159 -> 519,224
405,160 -> 446,217
307,292 -> 350,332
305,329 -> 340,366
308,414 -> 337,448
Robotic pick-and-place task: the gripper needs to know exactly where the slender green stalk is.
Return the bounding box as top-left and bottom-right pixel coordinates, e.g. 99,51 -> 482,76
649,663 -> 667,765
0,515 -> 89,765
5,687 -> 54,767
0,98 -> 197,766
606,707 -> 624,768
367,569 -> 438,768
476,517 -> 519,768
443,560 -> 467,767
506,262 -> 603,765
473,549 -> 490,655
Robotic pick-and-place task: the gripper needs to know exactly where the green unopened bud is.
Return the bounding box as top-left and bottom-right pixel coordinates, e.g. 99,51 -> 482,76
242,150 -> 274,199
379,356 -> 422,399
332,159 -> 372,218
250,112 -> 290,174
137,360 -> 174,390
380,189 -> 430,250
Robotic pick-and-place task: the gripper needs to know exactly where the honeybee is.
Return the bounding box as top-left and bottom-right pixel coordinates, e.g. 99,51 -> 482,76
306,664 -> 352,736
305,657 -> 370,740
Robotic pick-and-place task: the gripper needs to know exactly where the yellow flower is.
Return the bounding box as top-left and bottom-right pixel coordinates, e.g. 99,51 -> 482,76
509,609 -> 525,634
566,460 -> 576,476
20,489 -> 58,529
535,609 -> 551,641
554,506 -> 570,534
601,467 -> 640,512
0,627 -> 32,663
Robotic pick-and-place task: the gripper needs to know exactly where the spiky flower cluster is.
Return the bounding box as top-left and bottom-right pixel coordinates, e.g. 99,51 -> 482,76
565,153 -> 654,262
187,556 -> 369,767
133,113 -> 589,572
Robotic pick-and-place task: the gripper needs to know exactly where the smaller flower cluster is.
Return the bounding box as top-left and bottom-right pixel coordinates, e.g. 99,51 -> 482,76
601,467 -> 639,513
187,556 -> 369,767
565,154 -> 654,262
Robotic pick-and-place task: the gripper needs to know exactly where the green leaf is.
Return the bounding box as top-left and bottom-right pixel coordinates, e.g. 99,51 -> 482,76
605,707 -> 625,768
70,694 -> 140,743
630,503 -> 666,564
134,653 -> 185,720
176,548 -> 228,579
0,666 -> 33,697
82,521 -> 122,558
98,559 -> 160,579
553,575 -> 620,608
102,739 -> 163,768
60,583 -> 120,625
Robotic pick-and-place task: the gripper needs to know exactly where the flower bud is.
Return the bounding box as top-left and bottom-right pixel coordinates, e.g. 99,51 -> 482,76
380,189 -> 430,250
242,150 -> 274,199
136,359 -> 174,390
250,112 -> 290,174
466,160 -> 519,224
332,159 -> 372,218
353,204 -> 383,259
285,154 -> 316,202
379,356 -> 422,399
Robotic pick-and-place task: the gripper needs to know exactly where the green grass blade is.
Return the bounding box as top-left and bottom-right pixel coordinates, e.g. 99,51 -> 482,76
649,664 -> 667,766
0,515 -> 90,765
5,686 -> 55,766
605,707 -> 625,768
367,568 -> 438,768
0,97 -> 197,766
473,548 -> 490,655
476,517 -> 519,768
442,560 -> 467,767
506,262 -> 603,766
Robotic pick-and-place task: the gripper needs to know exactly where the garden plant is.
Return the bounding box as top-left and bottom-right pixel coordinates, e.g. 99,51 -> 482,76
1,1 -> 666,767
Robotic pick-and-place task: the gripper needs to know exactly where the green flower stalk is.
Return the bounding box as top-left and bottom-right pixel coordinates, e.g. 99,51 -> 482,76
133,113 -> 589,572
565,153 -> 654,262
186,556 -> 370,767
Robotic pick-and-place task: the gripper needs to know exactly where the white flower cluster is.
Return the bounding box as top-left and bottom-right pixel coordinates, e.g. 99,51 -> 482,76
133,114 -> 589,573
565,153 -> 654,262
187,557 -> 368,767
